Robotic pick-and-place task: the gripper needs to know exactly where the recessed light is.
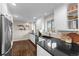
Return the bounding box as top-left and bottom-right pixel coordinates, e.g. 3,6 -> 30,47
33,17 -> 37,19
12,3 -> 16,6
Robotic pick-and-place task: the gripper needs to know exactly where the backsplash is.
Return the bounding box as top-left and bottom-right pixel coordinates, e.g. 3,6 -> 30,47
41,31 -> 79,44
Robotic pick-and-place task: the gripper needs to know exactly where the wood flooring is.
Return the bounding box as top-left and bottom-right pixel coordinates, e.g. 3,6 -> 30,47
11,40 -> 37,56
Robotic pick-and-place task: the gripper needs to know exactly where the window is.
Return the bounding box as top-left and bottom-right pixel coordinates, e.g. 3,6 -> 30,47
47,20 -> 55,32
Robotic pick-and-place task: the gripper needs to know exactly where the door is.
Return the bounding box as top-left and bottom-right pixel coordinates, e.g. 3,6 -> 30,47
2,16 -> 12,55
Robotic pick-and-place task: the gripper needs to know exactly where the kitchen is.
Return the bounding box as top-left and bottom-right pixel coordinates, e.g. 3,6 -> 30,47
0,3 -> 79,56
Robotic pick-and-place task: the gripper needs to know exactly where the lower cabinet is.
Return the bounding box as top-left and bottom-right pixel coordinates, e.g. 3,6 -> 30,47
30,34 -> 35,44
37,44 -> 52,56
37,44 -> 68,56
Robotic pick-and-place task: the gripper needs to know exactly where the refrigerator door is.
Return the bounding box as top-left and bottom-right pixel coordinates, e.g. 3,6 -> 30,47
0,14 -> 2,55
2,16 -> 12,55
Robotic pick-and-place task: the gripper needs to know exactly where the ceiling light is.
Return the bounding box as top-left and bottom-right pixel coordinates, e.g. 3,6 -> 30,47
12,3 -> 16,6
33,17 -> 37,19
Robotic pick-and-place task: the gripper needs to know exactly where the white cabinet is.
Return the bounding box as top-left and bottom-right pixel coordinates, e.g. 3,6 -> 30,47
37,44 -> 52,56
39,37 -> 45,41
37,44 -> 68,56
30,34 -> 35,44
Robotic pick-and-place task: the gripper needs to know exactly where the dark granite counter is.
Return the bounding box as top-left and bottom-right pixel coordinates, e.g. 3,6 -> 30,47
37,36 -> 79,56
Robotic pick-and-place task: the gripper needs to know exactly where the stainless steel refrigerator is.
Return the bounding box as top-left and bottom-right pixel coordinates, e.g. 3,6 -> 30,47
0,14 -> 12,56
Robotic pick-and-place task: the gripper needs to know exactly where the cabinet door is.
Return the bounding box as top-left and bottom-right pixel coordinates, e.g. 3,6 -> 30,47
37,45 -> 52,56
30,34 -> 35,44
53,49 -> 68,56
32,35 -> 35,44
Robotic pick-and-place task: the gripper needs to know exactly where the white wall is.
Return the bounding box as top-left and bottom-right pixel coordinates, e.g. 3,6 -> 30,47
36,4 -> 68,35
36,17 -> 45,33
35,14 -> 54,35
13,21 -> 32,41
54,4 -> 68,31
0,3 -> 2,14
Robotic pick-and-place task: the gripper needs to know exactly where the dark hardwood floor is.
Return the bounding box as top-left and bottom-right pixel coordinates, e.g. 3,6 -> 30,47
11,40 -> 37,56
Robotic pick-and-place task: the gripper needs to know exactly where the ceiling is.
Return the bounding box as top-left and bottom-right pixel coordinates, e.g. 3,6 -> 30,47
7,3 -> 66,22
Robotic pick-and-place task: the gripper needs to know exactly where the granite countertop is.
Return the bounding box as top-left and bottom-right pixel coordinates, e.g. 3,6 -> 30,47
38,36 -> 79,56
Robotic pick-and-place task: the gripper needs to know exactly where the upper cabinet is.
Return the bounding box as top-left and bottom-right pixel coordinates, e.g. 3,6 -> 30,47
67,3 -> 78,29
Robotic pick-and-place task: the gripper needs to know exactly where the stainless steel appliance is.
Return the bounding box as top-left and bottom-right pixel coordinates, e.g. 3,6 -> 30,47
0,14 -> 12,56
